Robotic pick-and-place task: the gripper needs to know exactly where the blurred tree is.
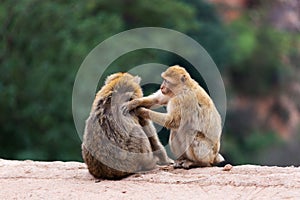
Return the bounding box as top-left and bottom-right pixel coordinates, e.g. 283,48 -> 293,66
182,0 -> 233,69
222,130 -> 282,165
0,0 -> 124,160
228,18 -> 289,95
1,0 -> 222,161
2,0 -> 297,166
222,2 -> 300,165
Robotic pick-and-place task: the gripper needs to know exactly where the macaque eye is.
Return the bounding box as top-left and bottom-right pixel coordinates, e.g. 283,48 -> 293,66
164,79 -> 170,84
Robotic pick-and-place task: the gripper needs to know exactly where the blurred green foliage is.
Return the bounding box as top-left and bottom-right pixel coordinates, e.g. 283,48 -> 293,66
223,130 -> 282,164
222,8 -> 300,165
0,0 -> 299,165
0,0 -> 229,161
229,18 -> 292,95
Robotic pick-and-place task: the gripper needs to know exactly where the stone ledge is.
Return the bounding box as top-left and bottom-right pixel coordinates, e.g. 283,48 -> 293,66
1,159 -> 299,199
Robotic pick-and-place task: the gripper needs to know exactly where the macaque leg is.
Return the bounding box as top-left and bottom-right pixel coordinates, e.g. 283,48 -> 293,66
145,109 -> 179,129
139,118 -> 173,165
148,136 -> 173,165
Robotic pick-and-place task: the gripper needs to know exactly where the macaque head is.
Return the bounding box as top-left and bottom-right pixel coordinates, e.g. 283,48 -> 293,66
160,65 -> 191,96
105,72 -> 141,85
104,72 -> 142,102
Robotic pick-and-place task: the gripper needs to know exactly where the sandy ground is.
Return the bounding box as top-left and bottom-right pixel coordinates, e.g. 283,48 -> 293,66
0,159 -> 300,199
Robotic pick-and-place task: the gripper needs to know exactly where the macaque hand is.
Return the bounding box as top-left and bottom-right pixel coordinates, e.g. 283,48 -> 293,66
135,107 -> 150,119
121,99 -> 139,115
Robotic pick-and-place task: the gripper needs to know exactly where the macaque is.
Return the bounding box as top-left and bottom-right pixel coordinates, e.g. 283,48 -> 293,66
82,72 -> 171,179
124,65 -> 225,168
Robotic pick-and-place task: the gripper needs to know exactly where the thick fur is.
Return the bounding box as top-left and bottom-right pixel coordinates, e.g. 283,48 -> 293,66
126,65 -> 225,169
82,73 -> 170,180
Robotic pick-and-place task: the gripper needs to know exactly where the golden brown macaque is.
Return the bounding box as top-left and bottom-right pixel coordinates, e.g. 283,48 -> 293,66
82,72 -> 171,180
125,65 -> 225,169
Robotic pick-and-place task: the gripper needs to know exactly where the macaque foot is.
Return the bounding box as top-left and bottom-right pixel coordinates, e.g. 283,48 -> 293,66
173,159 -> 196,169
157,158 -> 174,165
181,160 -> 195,169
173,159 -> 184,168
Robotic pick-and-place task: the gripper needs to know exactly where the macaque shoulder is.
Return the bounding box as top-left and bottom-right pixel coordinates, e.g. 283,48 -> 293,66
153,90 -> 170,106
194,86 -> 213,108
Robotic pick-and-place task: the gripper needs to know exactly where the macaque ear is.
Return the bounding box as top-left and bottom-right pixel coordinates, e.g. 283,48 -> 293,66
181,74 -> 187,83
105,74 -> 118,85
133,76 -> 141,84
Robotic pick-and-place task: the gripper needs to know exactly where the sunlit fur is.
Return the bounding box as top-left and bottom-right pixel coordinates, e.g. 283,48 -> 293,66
82,72 -> 171,179
126,65 -> 224,168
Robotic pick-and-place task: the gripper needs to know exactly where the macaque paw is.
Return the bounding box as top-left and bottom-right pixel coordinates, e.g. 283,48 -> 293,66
173,160 -> 184,168
121,103 -> 130,115
122,100 -> 140,115
181,160 -> 194,169
135,107 -> 149,119
173,159 -> 193,169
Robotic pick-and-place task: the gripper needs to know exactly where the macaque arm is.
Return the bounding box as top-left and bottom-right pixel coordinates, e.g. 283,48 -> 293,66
147,109 -> 180,129
127,90 -> 169,110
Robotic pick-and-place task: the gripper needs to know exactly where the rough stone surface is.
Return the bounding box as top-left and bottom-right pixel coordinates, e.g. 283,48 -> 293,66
1,159 -> 300,199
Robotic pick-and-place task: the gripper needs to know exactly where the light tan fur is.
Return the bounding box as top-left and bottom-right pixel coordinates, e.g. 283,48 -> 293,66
82,72 -> 171,180
125,65 -> 224,169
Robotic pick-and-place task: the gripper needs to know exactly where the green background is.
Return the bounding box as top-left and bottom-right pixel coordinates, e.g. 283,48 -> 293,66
1,0 -> 299,166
